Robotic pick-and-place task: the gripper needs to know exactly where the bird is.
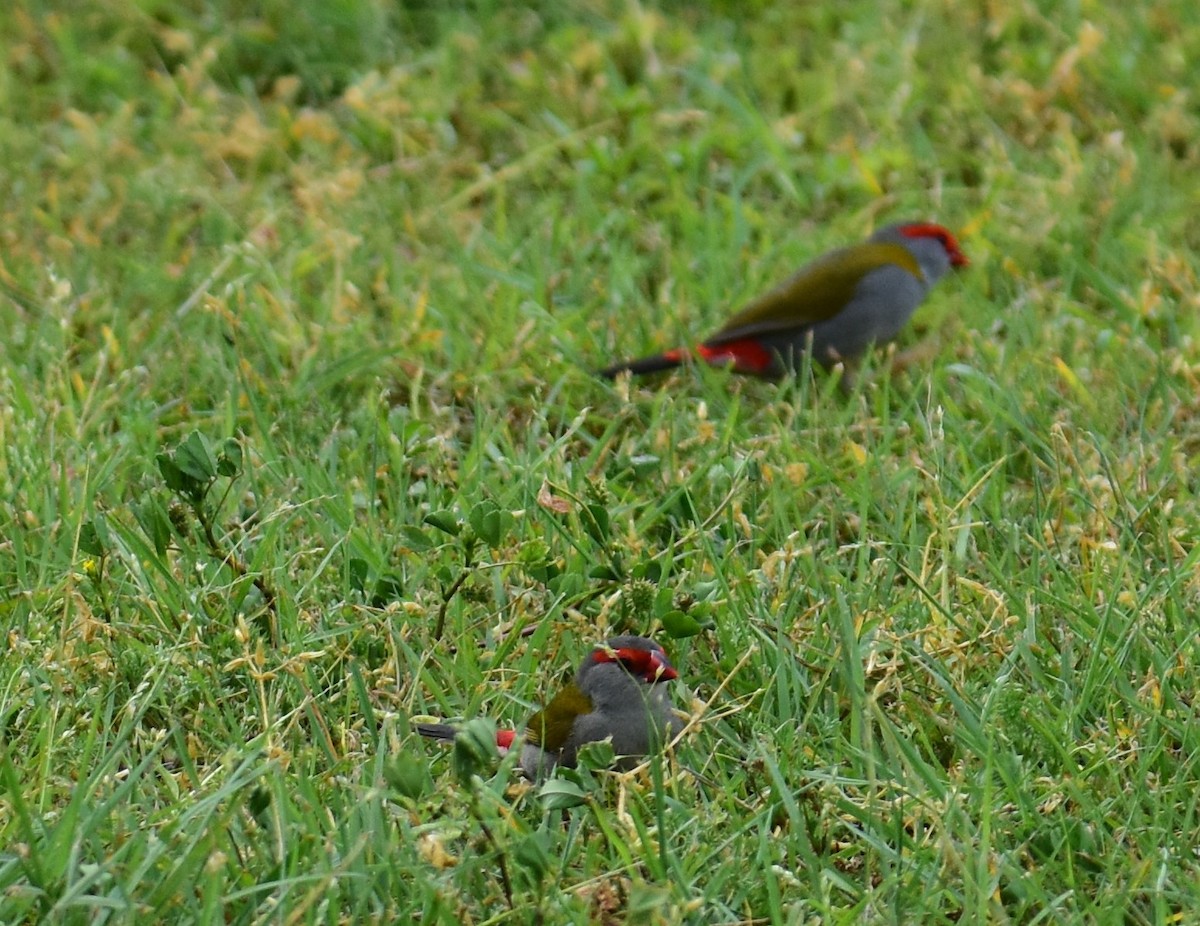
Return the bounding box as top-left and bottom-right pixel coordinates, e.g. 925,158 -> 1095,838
598,221 -> 969,381
416,635 -> 682,780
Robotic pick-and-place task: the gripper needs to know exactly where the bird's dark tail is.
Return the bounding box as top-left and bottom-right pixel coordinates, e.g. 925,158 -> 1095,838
597,347 -> 690,379
416,722 -> 517,753
415,723 -> 459,741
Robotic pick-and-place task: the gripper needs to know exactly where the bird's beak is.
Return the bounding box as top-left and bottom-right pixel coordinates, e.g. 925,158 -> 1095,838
651,653 -> 678,682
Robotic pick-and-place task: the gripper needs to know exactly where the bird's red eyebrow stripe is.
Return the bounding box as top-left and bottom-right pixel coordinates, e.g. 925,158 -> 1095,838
592,647 -> 653,666
899,223 -> 969,267
595,646 -> 678,681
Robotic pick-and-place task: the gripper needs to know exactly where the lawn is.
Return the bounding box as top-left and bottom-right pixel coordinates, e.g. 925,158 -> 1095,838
2,0 -> 1200,922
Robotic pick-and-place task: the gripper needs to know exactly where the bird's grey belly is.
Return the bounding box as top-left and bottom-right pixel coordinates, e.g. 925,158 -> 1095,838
760,267 -> 925,370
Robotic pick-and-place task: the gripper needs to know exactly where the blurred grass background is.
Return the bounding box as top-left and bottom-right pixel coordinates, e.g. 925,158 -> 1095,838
2,0 -> 1199,922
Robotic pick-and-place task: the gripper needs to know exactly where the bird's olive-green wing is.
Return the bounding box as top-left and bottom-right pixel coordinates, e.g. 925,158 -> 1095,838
704,242 -> 922,346
523,682 -> 592,751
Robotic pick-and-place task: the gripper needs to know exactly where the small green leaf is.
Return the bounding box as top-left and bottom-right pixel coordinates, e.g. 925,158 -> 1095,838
157,454 -> 196,496
92,513 -> 113,547
398,420 -> 428,443
135,498 -> 173,555
628,454 -> 660,476
398,525 -> 432,551
523,560 -> 560,583
247,787 -> 271,822
175,431 -> 217,482
661,609 -> 706,638
424,510 -> 461,536
385,752 -> 433,801
582,503 -> 610,544
518,539 -> 559,583
371,572 -> 404,607
588,564 -> 621,581
575,738 -> 616,770
631,560 -> 663,582
216,438 -> 243,477
453,718 -> 502,784
513,832 -> 553,885
469,501 -> 503,547
678,491 -> 700,523
627,883 -> 673,919
547,572 -> 583,598
348,557 -> 368,591
537,778 -> 589,810
78,520 -> 106,557
517,538 -> 551,562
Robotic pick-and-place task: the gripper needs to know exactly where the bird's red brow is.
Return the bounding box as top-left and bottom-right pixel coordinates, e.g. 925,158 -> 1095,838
595,646 -> 678,681
899,223 -> 969,267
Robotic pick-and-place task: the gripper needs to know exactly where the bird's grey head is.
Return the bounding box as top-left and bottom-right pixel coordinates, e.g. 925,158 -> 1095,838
871,221 -> 969,286
576,636 -> 677,701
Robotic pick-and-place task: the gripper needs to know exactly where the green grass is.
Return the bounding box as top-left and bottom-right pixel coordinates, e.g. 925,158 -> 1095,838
2,0 -> 1200,921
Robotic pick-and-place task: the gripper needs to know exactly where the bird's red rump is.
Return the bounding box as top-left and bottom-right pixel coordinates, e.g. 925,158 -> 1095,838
496,729 -> 517,753
594,646 -> 678,682
695,339 -> 774,374
898,222 -> 969,267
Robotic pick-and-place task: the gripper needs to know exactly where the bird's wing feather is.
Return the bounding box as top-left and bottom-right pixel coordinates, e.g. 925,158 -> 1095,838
522,682 -> 592,751
704,242 -> 922,345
